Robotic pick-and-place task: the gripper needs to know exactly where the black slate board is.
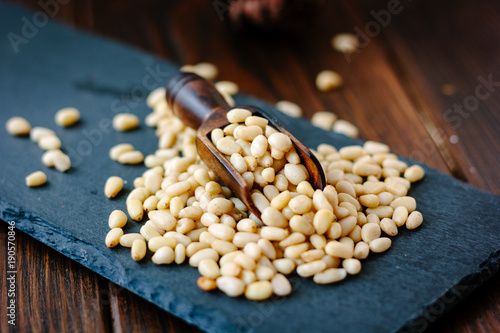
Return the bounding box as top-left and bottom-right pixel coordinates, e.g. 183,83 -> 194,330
1,3 -> 499,333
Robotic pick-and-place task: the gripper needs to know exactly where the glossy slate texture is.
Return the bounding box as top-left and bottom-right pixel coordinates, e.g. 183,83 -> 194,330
0,4 -> 499,333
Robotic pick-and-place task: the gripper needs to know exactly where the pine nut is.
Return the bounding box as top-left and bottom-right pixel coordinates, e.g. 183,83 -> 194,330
275,100 -> 302,118
197,277 -> 217,291
198,258 -> 221,279
232,232 -> 261,248
211,239 -> 238,255
109,210 -> 127,228
30,126 -> 55,142
25,171 -> 47,187
38,135 -> 61,150
189,248 -> 219,267
354,242 -> 369,260
148,237 -> 177,252
332,33 -> 358,54
313,268 -> 347,284
380,218 -> 398,236
216,276 -> 245,297
325,241 -> 353,258
366,206 -> 394,219
126,199 -> 143,221
105,228 -> 123,248
255,265 -> 275,281
104,176 -> 123,198
342,258 -> 361,275
245,280 -> 273,301
316,70 -> 343,92
361,223 -> 381,243
227,108 -> 251,123
404,165 -> 425,182
152,246 -> 175,264
117,150 -> 144,164
216,81 -> 239,96
332,120 -> 359,138
284,164 -> 308,185
250,135 -> 268,157
175,243 -> 186,264
207,198 -> 234,215
6,117 -> 31,136
311,111 -> 337,130
119,233 -> 144,247
369,237 -> 392,253
392,206 -> 409,227
261,207 -> 287,228
390,196 -> 417,212
131,239 -> 147,261
110,143 -> 135,160
113,113 -> 139,131
208,223 -> 235,241
406,211 -> 423,230
55,107 -> 80,127
261,227 -> 289,241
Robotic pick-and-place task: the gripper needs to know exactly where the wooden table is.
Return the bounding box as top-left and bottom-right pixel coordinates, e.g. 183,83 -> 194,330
2,0 -> 499,331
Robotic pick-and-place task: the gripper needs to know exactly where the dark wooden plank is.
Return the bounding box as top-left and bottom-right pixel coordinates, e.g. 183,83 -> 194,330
370,0 -> 500,194
352,0 -> 500,331
0,221 -> 110,332
109,282 -> 203,333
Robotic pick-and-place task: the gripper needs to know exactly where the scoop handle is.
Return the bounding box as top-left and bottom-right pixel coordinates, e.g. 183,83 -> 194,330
165,72 -> 230,130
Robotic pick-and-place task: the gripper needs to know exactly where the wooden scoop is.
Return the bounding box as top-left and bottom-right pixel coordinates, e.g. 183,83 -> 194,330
165,72 -> 326,218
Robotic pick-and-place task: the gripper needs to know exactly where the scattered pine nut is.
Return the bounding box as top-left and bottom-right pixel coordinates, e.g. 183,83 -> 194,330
104,176 -> 124,198
316,70 -> 343,92
55,107 -> 80,127
25,171 -> 47,187
113,113 -> 139,131
275,101 -> 302,118
6,117 -> 31,136
332,33 -> 359,54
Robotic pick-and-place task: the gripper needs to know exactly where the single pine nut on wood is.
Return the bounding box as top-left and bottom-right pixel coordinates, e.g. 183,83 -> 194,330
332,120 -> 359,138
216,81 -> 239,96
332,33 -> 359,54
275,100 -> 302,118
406,211 -> 423,230
152,246 -> 175,264
108,210 -> 127,228
6,117 -> 31,136
104,176 -> 123,198
245,281 -> 273,301
55,107 -> 80,127
404,165 -> 425,182
25,171 -> 47,187
131,239 -> 147,261
311,112 -> 337,130
316,70 -> 343,92
113,113 -> 139,131
216,276 -> 245,297
105,228 -> 123,248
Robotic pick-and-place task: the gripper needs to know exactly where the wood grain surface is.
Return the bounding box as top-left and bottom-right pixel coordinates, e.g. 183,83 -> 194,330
1,0 -> 499,332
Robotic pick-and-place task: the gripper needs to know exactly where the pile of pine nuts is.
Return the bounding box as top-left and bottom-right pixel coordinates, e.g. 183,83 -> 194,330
105,87 -> 425,301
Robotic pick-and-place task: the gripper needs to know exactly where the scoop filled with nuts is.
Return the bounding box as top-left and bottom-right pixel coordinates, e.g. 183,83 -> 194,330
165,72 -> 326,218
